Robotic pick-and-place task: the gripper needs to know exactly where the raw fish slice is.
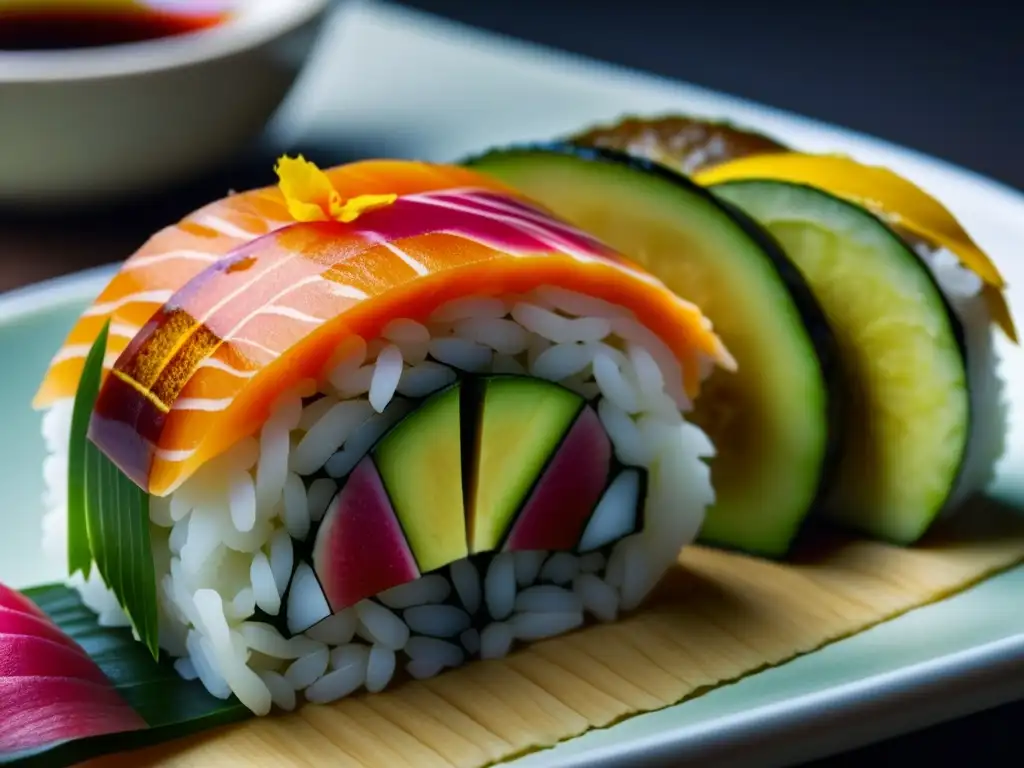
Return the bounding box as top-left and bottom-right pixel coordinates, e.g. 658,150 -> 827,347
0,583 -> 146,755
312,456 -> 420,612
0,583 -> 50,619
0,606 -> 93,659
0,676 -> 146,753
81,161 -> 728,495
0,634 -> 112,686
33,162 -> 518,409
504,406 -> 612,552
468,377 -> 585,554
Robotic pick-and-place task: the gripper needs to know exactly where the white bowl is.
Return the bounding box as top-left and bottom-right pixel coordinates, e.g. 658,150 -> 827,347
0,0 -> 333,206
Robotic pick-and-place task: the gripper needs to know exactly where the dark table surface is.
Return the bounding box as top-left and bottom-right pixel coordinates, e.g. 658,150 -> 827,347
1,0 -> 1020,764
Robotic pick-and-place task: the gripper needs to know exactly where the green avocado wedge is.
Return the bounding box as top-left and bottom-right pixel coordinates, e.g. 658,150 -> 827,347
464,144 -> 842,557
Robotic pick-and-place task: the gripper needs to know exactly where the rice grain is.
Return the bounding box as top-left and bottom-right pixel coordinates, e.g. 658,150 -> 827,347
365,646 -> 397,693
306,478 -> 338,523
573,573 -> 619,622
355,600 -> 409,651
305,608 -> 357,645
404,605 -> 472,637
405,636 -> 464,668
511,610 -> 584,641
259,670 -> 298,711
450,559 -> 481,614
249,552 -> 280,615
269,529 -> 294,597
539,553 -> 579,585
514,551 -> 547,587
369,344 -> 404,413
284,647 -> 330,690
479,622 -> 514,660
514,585 -> 582,614
379,574 -> 450,609
291,400 -> 374,475
485,553 -> 516,620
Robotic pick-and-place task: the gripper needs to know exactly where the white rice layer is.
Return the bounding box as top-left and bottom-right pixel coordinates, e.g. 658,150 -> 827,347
40,285 -> 716,715
914,246 -> 1008,511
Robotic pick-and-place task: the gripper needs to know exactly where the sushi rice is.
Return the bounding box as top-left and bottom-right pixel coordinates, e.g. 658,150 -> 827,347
914,246 -> 1007,510
40,284 -> 717,715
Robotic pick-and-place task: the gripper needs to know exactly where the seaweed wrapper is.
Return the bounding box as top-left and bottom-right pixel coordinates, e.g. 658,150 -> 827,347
85,498 -> 1024,767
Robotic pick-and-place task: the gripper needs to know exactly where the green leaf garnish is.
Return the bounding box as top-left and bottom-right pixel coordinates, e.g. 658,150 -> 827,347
3,584 -> 251,768
68,321 -> 160,659
65,321 -> 109,579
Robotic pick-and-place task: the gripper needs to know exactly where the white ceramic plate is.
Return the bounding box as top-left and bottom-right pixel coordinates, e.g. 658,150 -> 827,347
4,1 -> 1024,765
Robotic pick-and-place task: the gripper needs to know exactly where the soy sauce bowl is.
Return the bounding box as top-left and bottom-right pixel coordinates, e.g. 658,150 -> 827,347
0,0 -> 332,207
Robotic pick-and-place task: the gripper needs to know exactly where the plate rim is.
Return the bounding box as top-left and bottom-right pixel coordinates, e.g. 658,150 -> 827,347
0,264 -> 113,323
562,632 -> 1024,768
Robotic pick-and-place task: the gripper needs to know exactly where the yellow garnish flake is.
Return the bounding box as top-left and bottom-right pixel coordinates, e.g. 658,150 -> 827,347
694,152 -> 1018,342
274,155 -> 397,224
337,193 -> 400,223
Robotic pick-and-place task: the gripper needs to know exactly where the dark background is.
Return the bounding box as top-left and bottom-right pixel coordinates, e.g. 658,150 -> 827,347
392,0 -> 1022,765
400,0 -> 1024,193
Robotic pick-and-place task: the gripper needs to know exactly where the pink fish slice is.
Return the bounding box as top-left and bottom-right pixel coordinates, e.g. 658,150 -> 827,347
0,583 -> 147,755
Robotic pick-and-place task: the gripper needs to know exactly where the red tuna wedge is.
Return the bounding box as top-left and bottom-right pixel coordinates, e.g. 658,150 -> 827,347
502,403 -> 613,552
0,583 -> 146,755
311,456 -> 421,618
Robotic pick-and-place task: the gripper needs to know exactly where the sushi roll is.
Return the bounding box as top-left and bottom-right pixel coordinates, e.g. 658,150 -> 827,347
34,157 -> 733,714
569,115 -> 1015,543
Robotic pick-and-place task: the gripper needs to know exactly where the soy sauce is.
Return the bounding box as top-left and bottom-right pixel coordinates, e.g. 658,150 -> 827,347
0,5 -> 228,51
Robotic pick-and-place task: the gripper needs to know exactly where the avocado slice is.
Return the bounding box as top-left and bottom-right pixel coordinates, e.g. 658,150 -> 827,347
311,456 -> 421,612
464,144 -> 840,558
711,180 -> 969,544
502,402 -> 613,552
373,383 -> 468,573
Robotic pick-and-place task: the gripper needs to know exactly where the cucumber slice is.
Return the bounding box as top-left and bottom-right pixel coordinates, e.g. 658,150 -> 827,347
712,180 -> 968,544
465,144 -> 840,557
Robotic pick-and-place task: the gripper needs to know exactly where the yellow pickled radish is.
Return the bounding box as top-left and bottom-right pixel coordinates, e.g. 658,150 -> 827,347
694,152 -> 1017,342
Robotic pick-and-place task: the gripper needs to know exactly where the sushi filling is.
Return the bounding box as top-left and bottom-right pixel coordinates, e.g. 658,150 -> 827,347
39,285 -> 716,715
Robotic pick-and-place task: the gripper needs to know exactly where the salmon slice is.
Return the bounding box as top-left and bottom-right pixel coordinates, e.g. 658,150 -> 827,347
44,160 -> 730,497
33,161 -> 513,409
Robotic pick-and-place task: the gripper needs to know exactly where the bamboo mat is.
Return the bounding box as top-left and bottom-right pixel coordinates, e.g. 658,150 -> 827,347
89,497 -> 1024,768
